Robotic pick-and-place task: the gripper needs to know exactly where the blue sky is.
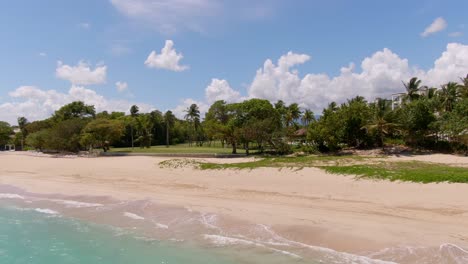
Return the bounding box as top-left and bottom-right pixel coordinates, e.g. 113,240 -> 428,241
0,0 -> 467,123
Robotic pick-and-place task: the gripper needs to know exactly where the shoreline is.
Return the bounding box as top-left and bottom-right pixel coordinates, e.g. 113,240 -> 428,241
1,152 -> 468,258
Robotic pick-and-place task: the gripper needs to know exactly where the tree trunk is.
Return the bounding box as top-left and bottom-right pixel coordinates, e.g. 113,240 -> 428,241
166,124 -> 169,148
131,126 -> 134,149
232,142 -> 237,154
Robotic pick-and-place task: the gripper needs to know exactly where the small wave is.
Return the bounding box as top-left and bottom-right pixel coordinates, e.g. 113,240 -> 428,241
123,212 -> 145,220
0,193 -> 25,200
55,199 -> 103,208
35,208 -> 60,215
155,223 -> 169,229
203,234 -> 302,259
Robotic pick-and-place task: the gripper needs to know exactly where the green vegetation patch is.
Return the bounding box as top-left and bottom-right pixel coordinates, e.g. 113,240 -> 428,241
199,155 -> 375,170
323,161 -> 468,183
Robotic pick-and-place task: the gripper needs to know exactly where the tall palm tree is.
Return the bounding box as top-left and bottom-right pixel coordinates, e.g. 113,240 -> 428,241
184,104 -> 200,146
286,103 -> 301,127
438,82 -> 460,112
403,77 -> 423,102
301,109 -> 315,126
17,116 -> 28,150
164,111 -> 175,147
129,105 -> 139,149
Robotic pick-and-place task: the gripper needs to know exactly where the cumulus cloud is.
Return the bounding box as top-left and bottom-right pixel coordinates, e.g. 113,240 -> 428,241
38,52 -> 47,57
246,43 -> 468,113
145,40 -> 189,72
115,81 -> 128,92
421,17 -> 447,37
0,86 -> 153,124
205,78 -> 242,104
56,61 -> 107,85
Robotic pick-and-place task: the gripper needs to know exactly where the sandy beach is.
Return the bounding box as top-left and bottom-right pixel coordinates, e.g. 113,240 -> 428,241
1,152 -> 468,259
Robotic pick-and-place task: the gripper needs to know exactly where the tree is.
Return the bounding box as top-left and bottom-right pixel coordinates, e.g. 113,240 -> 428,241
364,99 -> 398,149
80,119 -> 124,152
53,101 -> 95,121
403,77 -> 423,102
129,105 -> 139,149
135,114 -> 153,148
285,103 -> 301,128
302,109 -> 315,127
458,74 -> 468,99
164,111 -> 176,147
0,121 -> 13,147
398,99 -> 436,146
184,104 -> 200,146
26,130 -> 49,151
437,98 -> 468,149
438,82 -> 460,112
17,116 -> 28,150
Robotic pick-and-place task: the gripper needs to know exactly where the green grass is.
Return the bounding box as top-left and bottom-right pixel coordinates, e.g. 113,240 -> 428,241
199,155 -> 374,170
110,143 -> 246,154
322,161 -> 468,183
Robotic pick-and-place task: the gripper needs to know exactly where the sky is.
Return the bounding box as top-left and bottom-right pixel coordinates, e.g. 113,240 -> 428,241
0,0 -> 467,124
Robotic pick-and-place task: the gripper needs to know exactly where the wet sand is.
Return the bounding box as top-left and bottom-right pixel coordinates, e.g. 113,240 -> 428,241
0,151 -> 468,257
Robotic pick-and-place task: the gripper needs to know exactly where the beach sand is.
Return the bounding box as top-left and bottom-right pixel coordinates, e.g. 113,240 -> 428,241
1,151 -> 467,258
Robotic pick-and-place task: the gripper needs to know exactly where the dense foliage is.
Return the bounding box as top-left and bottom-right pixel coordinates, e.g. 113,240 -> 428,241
1,75 -> 467,154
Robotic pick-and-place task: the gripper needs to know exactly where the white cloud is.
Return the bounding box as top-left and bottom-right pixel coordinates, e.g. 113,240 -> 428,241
205,78 -> 242,104
246,43 -> 468,113
0,86 -> 153,124
115,81 -> 128,92
448,31 -> 463,37
38,52 -> 47,57
145,40 -> 189,72
56,61 -> 107,85
421,17 -> 447,37
110,0 -> 218,33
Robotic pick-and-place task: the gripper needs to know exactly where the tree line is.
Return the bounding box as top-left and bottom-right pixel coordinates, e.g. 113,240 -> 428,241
0,75 -> 467,154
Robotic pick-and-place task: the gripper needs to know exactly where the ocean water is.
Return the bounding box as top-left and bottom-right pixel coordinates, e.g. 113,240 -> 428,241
0,186 -> 467,264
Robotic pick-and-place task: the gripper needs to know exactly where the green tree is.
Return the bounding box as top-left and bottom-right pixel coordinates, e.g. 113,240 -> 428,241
80,119 -> 124,152
53,101 -> 95,121
403,77 -> 424,102
301,109 -> 315,127
0,121 -> 13,147
17,116 -> 28,150
438,82 -> 460,112
184,104 -> 200,146
164,111 -> 176,147
129,105 -> 139,149
437,98 -> 468,149
398,99 -> 436,146
135,114 -> 153,148
26,130 -> 49,151
364,99 -> 398,149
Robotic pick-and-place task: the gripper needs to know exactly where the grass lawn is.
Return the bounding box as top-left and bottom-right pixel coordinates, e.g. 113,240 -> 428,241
110,143 -> 247,154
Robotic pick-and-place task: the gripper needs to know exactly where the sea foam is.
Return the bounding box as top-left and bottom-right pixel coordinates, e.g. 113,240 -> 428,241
123,212 -> 145,220
0,193 -> 25,200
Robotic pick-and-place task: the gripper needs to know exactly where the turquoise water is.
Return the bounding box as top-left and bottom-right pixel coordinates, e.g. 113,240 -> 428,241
0,206 -> 239,264
1,187 -> 467,264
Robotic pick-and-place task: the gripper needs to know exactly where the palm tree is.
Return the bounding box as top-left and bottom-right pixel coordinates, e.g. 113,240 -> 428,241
164,111 -> 175,147
459,74 -> 468,99
438,82 -> 460,112
301,109 -> 315,126
285,103 -> 301,127
403,77 -> 423,102
364,99 -> 397,149
17,116 -> 28,150
184,104 -> 200,146
129,105 -> 139,149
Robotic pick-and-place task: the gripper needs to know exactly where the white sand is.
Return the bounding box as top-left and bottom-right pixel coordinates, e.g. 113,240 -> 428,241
0,151 -> 467,253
